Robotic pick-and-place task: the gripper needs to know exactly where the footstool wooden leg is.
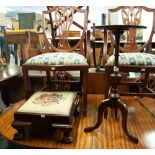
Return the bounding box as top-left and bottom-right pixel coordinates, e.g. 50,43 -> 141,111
12,121 -> 32,140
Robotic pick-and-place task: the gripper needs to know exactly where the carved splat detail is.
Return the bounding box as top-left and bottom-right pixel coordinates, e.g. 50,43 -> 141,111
51,71 -> 79,91
54,7 -> 74,50
43,6 -> 88,57
121,7 -> 142,50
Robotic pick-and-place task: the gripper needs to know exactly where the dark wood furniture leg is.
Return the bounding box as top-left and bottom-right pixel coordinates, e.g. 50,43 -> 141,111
93,43 -> 97,67
92,40 -> 104,71
84,25 -> 140,143
84,97 -> 138,143
12,121 -> 32,140
96,42 -> 104,72
63,130 -> 73,144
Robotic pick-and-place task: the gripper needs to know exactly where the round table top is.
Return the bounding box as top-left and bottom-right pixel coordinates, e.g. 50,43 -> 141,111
0,63 -> 21,82
92,24 -> 147,30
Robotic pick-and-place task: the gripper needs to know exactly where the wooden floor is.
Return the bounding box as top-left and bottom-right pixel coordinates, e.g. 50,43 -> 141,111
0,94 -> 155,149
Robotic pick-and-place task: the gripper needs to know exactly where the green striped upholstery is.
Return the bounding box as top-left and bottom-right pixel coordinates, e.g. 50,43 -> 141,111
26,52 -> 87,65
107,53 -> 155,65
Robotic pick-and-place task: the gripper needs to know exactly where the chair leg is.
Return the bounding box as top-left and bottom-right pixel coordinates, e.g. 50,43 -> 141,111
83,94 -> 87,117
93,44 -> 96,67
73,99 -> 80,116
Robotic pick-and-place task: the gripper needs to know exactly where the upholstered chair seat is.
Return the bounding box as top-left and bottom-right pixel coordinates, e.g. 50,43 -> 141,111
26,52 -> 88,77
107,53 -> 155,66
26,52 -> 88,65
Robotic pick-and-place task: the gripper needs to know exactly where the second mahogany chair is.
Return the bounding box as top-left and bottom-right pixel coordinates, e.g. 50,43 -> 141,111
104,6 -> 155,117
104,6 -> 155,97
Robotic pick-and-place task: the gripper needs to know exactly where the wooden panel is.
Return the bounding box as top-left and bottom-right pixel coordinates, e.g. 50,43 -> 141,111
87,69 -> 105,94
87,69 -> 128,94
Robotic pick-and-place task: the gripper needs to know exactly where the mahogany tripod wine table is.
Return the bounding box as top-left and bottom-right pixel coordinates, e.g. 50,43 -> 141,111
84,25 -> 146,143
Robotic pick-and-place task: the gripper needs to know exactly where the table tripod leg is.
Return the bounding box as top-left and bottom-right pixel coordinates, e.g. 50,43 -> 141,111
117,99 -> 138,143
114,104 -> 118,120
84,99 -> 111,132
104,108 -> 108,119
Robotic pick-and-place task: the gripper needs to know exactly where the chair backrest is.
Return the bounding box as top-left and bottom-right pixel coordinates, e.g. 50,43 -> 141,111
107,6 -> 155,56
109,6 -> 142,51
42,6 -> 89,57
